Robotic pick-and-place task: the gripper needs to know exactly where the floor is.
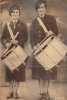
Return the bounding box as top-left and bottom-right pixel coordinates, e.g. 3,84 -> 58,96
0,80 -> 67,100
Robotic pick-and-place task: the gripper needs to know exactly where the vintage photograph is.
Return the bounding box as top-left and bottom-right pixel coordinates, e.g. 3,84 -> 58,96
0,0 -> 67,100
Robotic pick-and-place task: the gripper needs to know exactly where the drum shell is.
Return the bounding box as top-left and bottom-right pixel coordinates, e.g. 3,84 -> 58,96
31,57 -> 57,80
34,37 -> 67,70
2,45 -> 27,71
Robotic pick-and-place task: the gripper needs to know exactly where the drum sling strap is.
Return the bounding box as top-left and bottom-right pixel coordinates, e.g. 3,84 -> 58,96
36,17 -> 55,49
7,22 -> 19,41
33,17 -> 54,55
37,17 -> 48,33
37,17 -> 54,36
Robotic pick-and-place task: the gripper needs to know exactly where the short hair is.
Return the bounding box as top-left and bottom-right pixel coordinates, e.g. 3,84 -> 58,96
35,0 -> 47,10
9,4 -> 20,16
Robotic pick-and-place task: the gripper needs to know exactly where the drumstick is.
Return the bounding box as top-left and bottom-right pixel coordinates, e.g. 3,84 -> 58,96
14,32 -> 19,39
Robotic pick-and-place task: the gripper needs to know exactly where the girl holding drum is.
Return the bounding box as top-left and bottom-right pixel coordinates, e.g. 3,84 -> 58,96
1,4 -> 28,99
30,0 -> 59,99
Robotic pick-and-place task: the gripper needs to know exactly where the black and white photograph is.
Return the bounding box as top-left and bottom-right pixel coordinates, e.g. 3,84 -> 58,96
0,0 -> 67,100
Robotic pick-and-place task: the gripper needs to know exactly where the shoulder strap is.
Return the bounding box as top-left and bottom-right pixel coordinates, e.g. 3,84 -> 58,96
7,22 -> 19,40
37,17 -> 51,36
7,22 -> 15,40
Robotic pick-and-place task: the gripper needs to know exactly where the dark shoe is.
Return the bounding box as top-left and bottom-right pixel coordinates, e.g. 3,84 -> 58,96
14,93 -> 21,99
14,96 -> 23,99
7,92 -> 13,99
45,93 -> 50,100
40,93 -> 50,100
40,93 -> 46,97
14,96 -> 19,99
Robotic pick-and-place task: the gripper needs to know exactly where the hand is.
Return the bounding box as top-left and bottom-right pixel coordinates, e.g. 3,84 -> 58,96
5,42 -> 11,48
11,39 -> 18,45
46,30 -> 54,37
33,43 -> 40,51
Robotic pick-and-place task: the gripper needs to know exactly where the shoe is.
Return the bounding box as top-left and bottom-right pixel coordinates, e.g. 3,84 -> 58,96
14,93 -> 21,99
45,93 -> 50,100
40,93 -> 46,97
40,93 -> 50,100
7,92 -> 13,99
14,96 -> 19,99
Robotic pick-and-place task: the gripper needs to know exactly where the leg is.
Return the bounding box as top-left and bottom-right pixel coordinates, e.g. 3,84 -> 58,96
13,81 -> 20,99
38,79 -> 50,100
38,79 -> 48,95
7,80 -> 14,99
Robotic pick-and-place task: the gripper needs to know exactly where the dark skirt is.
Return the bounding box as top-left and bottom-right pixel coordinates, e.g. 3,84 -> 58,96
31,58 -> 57,80
5,64 -> 25,82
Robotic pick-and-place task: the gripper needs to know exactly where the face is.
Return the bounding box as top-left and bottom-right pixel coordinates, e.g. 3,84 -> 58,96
37,3 -> 46,18
11,9 -> 20,23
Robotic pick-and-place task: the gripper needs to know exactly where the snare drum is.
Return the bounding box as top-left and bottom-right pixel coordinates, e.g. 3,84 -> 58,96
34,36 -> 67,70
2,45 -> 27,71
